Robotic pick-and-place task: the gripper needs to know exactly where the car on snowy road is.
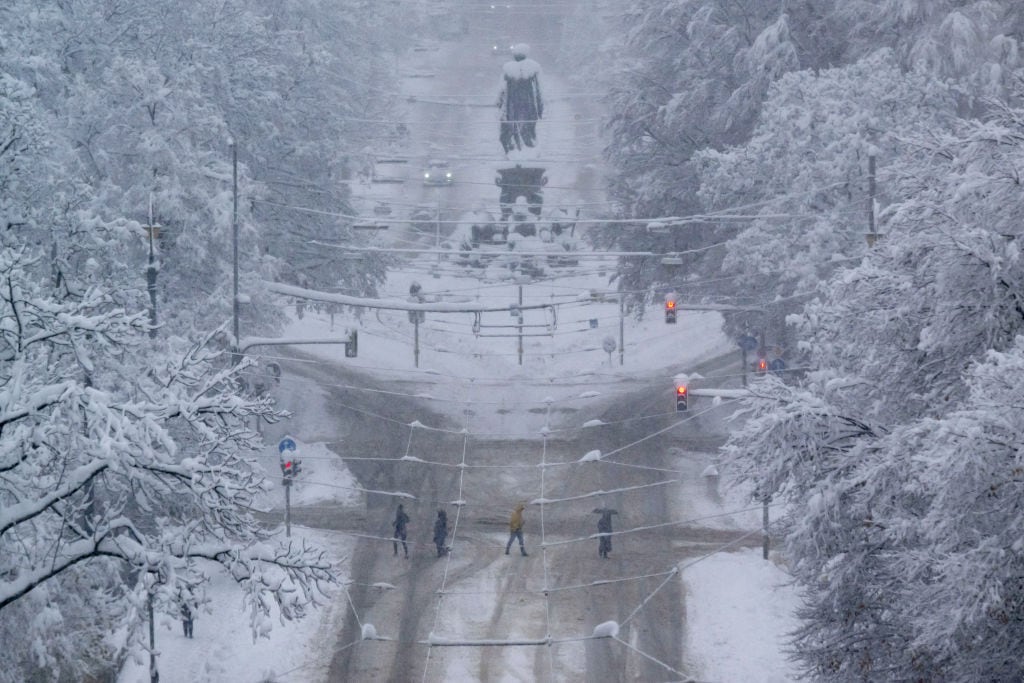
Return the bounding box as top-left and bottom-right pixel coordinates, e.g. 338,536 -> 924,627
422,159 -> 453,186
491,39 -> 513,57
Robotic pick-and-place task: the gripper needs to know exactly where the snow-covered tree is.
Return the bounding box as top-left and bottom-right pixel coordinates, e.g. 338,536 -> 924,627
0,247 -> 334,680
2,0 -> 399,339
694,50 -> 955,342
839,0 -> 1023,102
723,80 -> 1024,679
598,0 -> 1022,314
595,0 -> 835,313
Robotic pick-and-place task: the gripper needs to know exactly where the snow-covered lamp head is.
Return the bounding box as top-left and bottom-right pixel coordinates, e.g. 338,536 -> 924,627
512,43 -> 529,60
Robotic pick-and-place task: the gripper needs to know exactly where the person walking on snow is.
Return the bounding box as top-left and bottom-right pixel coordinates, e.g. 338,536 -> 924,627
393,503 -> 410,558
594,508 -> 618,558
433,509 -> 449,557
505,502 -> 529,556
497,43 -> 543,155
178,592 -> 196,638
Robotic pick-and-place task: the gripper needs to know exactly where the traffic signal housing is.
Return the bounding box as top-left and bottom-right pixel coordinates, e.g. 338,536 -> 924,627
281,459 -> 295,478
665,299 -> 677,324
675,384 -> 688,412
756,357 -> 768,374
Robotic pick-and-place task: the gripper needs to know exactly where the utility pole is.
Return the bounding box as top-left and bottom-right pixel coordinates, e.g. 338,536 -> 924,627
762,495 -> 771,560
865,152 -> 879,247
435,202 -> 441,267
147,575 -> 159,682
517,284 -> 524,366
144,195 -> 160,339
410,282 -> 423,368
230,140 -> 240,366
618,296 -> 624,366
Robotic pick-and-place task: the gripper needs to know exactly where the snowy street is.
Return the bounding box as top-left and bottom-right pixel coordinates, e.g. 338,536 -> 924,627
10,1 -> 1023,682
186,4 -> 801,681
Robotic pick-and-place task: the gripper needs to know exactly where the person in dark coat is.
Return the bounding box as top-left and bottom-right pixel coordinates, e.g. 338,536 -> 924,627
180,599 -> 195,638
433,509 -> 449,557
393,503 -> 410,558
497,44 -> 543,154
594,508 -> 618,558
505,502 -> 528,556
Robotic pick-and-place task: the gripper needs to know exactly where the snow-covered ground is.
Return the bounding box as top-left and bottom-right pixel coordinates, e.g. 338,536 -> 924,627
119,260 -> 798,683
683,550 -> 799,682
118,527 -> 356,683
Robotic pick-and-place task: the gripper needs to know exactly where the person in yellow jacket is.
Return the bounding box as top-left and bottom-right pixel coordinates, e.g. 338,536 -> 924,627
505,502 -> 529,556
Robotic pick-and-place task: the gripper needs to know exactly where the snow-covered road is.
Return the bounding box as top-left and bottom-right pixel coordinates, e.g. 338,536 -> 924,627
120,3 -> 800,682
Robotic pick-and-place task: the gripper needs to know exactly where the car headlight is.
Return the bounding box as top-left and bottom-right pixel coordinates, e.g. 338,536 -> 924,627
424,172 -> 430,179
446,172 -> 452,178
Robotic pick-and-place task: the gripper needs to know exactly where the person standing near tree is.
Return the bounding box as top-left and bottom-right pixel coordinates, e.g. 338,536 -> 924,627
393,503 -> 410,558
505,502 -> 529,556
433,509 -> 449,557
178,592 -> 196,639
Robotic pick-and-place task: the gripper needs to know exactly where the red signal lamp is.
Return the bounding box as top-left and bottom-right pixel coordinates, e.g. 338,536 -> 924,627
665,300 -> 676,310
675,383 -> 688,411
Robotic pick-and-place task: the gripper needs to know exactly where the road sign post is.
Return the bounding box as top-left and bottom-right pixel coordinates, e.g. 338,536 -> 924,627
279,438 -> 297,537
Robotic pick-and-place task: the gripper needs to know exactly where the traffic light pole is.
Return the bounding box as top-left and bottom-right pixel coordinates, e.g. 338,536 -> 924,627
414,317 -> 420,368
284,479 -> 291,538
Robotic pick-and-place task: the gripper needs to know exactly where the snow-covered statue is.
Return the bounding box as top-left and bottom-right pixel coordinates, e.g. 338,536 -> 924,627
459,203 -> 500,246
497,43 -> 543,155
509,196 -> 539,238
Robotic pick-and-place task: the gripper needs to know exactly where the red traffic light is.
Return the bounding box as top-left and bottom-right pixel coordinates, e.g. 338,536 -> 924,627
757,358 -> 768,372
665,300 -> 676,310
675,383 -> 688,411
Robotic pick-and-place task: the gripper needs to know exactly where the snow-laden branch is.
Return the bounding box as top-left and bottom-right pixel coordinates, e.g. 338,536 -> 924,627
0,459 -> 107,536
0,380 -> 74,431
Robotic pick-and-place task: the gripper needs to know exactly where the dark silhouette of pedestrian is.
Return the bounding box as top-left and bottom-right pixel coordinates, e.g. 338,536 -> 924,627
393,503 -> 410,558
181,601 -> 194,638
433,509 -> 449,557
594,508 -> 618,558
505,502 -> 528,556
